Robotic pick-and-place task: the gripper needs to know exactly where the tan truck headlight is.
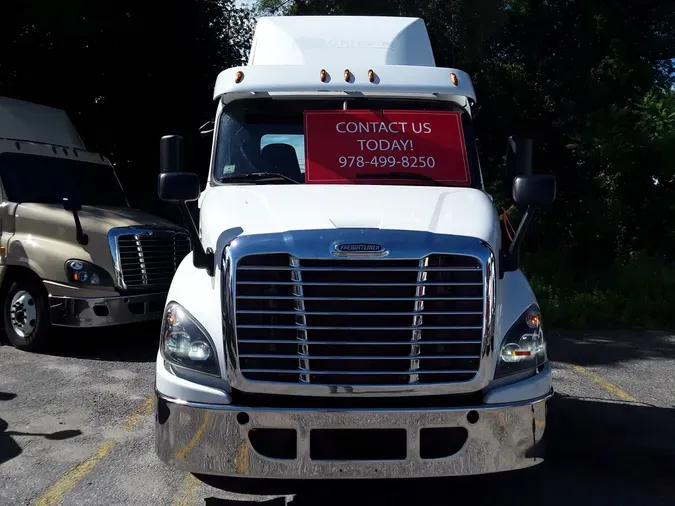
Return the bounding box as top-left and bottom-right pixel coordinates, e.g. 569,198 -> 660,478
495,305 -> 547,378
65,259 -> 114,286
160,302 -> 219,376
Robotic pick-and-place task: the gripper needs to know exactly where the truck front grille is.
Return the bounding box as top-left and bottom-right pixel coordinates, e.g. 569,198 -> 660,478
234,254 -> 484,386
117,231 -> 190,289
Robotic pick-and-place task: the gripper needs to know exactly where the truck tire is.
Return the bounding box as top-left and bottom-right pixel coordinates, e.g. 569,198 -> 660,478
3,276 -> 51,352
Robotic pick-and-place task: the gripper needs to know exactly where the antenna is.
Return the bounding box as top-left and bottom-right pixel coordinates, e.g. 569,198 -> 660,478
225,6 -> 230,63
275,0 -> 294,13
451,13 -> 455,68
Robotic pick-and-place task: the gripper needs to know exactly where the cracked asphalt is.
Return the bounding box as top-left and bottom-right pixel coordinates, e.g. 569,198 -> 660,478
1,325 -> 674,506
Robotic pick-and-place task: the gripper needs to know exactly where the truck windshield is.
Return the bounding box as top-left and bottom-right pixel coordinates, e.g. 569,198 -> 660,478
0,152 -> 128,207
212,97 -> 481,188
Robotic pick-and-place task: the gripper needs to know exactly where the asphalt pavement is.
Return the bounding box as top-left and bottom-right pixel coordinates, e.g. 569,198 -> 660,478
1,325 -> 674,506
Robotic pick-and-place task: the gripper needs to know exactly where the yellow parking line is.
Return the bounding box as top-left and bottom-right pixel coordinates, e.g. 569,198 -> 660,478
172,474 -> 201,506
34,394 -> 155,505
35,440 -> 117,506
123,394 -> 155,432
235,442 -> 250,475
569,364 -> 639,403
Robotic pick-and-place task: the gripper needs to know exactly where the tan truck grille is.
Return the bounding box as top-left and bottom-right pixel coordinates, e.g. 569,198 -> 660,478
234,254 -> 484,386
116,231 -> 190,289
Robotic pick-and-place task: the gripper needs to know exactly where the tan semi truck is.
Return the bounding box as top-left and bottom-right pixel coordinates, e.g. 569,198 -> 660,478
0,97 -> 190,351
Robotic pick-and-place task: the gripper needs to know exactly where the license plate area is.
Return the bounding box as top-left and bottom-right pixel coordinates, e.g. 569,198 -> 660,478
309,428 -> 407,461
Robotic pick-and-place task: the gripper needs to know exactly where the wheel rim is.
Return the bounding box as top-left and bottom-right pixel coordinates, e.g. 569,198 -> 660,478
10,290 -> 37,338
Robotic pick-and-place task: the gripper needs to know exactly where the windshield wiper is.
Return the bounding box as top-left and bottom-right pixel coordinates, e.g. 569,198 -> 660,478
355,172 -> 442,186
219,172 -> 300,184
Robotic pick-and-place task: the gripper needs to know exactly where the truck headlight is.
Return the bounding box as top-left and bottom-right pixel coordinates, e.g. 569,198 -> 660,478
160,302 -> 219,376
65,259 -> 114,286
495,304 -> 546,378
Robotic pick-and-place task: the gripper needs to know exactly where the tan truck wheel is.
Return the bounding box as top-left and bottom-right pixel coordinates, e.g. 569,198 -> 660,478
4,276 -> 51,352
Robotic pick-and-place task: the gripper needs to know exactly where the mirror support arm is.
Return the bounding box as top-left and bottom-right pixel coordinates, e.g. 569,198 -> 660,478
72,212 -> 88,246
502,204 -> 538,274
178,201 -> 214,276
62,198 -> 88,246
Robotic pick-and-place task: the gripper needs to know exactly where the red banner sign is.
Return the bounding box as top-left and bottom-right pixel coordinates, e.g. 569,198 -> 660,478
303,110 -> 471,185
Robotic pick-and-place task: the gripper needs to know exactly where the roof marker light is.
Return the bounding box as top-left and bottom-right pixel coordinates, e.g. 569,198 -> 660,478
450,73 -> 459,86
344,69 -> 351,82
368,69 -> 375,83
320,69 -> 327,82
235,71 -> 244,83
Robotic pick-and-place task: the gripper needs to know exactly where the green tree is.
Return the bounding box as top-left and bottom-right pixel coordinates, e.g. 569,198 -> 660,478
254,0 -> 675,328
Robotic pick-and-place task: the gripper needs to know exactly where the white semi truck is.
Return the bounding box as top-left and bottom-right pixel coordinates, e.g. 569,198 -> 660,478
154,15 -> 556,479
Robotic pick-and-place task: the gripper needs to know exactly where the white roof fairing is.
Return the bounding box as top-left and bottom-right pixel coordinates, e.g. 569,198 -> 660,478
213,16 -> 478,106
247,16 -> 436,67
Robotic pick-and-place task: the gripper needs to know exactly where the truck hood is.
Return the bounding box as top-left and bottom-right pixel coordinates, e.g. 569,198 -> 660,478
6,204 -> 184,284
199,184 -> 500,252
15,203 -> 181,236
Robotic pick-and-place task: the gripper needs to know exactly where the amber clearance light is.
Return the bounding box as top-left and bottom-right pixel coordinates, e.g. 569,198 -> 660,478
344,69 -> 351,82
450,72 -> 459,86
525,310 -> 541,328
368,69 -> 375,83
235,71 -> 244,83
320,69 -> 327,82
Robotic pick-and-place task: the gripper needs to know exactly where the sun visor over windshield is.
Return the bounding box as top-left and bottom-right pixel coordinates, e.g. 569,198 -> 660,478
303,110 -> 471,186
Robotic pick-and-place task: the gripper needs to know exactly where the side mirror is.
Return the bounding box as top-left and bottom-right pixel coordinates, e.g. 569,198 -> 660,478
160,135 -> 185,173
158,134 -> 213,275
503,173 -> 557,275
506,135 -> 533,183
158,172 -> 200,203
512,174 -> 557,206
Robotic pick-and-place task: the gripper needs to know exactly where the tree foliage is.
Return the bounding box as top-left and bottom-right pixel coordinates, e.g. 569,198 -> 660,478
1,0 -> 675,328
0,0 -> 254,218
270,0 -> 675,329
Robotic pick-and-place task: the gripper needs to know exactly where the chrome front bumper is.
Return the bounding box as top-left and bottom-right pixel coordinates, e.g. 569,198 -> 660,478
50,292 -> 167,327
155,389 -> 551,479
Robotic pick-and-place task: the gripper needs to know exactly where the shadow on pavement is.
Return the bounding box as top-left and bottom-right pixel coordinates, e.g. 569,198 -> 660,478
205,499 -> 286,506
198,394 -> 675,506
0,391 -> 82,466
39,321 -> 160,362
547,329 -> 675,367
